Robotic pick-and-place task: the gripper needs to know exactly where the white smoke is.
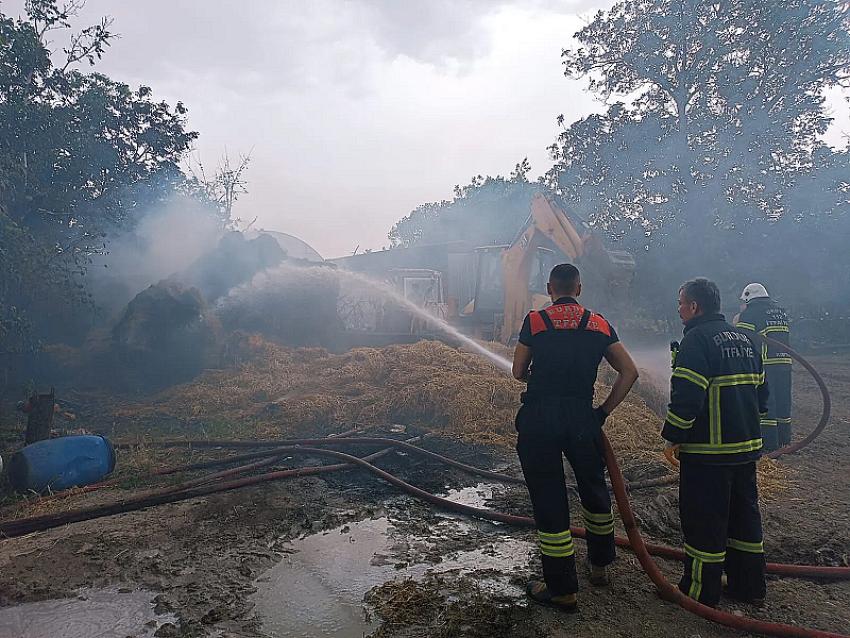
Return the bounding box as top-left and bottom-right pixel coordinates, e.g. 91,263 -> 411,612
88,194 -> 224,317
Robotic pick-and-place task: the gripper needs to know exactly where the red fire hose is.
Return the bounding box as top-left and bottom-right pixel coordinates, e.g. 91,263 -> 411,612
763,337 -> 831,459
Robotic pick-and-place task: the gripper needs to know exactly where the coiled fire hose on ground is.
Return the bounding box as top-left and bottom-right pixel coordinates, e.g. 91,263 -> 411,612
0,340 -> 841,636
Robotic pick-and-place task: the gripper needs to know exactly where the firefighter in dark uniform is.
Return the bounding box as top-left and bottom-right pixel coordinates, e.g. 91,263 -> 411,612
512,263 -> 639,612
663,278 -> 769,607
735,283 -> 792,452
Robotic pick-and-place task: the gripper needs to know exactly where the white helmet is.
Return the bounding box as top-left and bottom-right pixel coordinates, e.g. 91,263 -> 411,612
740,282 -> 769,302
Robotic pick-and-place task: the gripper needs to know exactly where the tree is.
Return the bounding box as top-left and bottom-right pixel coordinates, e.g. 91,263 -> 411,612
0,1 -> 198,353
389,159 -> 538,247
547,0 -> 850,314
185,151 -> 252,228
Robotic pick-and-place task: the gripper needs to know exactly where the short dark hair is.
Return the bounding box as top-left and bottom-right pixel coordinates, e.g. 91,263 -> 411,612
680,278 -> 721,314
549,263 -> 580,295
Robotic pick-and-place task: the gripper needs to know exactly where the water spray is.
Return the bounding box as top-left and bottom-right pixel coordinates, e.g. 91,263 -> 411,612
334,268 -> 513,373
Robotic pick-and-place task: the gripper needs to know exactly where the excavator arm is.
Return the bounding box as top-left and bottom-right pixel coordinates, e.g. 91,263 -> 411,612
498,193 -> 633,343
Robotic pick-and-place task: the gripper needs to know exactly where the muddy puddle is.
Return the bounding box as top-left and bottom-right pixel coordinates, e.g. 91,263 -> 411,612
0,587 -> 178,638
251,484 -> 533,638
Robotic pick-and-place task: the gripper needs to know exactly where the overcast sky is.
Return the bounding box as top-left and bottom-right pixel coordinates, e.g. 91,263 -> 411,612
6,1 -> 850,258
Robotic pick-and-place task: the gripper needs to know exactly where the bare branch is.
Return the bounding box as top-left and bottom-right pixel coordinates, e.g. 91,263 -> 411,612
61,16 -> 115,72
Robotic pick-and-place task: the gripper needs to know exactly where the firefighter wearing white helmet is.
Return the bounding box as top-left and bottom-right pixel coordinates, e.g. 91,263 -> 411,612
734,283 -> 792,452
741,283 -> 769,302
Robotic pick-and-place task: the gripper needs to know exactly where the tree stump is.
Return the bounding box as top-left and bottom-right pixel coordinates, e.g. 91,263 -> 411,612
25,388 -> 55,444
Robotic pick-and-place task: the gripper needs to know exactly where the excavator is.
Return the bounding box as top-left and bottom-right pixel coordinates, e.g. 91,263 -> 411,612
465,192 -> 635,343
334,192 -> 634,346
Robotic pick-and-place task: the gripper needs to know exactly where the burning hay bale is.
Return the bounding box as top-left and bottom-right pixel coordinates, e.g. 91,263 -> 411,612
179,231 -> 286,302
110,280 -> 219,391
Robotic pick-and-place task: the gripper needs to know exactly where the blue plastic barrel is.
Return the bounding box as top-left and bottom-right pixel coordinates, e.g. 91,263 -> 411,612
7,435 -> 116,493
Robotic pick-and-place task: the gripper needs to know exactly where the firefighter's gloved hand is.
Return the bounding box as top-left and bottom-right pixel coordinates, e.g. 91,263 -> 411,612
663,440 -> 680,467
594,406 -> 609,427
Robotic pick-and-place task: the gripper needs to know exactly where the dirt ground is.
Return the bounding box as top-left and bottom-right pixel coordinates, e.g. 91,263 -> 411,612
0,352 -> 847,637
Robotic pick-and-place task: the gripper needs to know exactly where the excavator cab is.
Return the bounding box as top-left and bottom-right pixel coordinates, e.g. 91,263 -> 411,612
469,245 -> 554,340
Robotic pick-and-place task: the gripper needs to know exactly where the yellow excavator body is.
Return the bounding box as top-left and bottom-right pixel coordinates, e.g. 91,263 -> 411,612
498,193 -> 633,343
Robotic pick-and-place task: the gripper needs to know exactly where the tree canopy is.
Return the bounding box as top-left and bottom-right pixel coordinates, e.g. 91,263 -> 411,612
545,0 -> 850,312
0,1 -> 199,352
389,158 -> 538,248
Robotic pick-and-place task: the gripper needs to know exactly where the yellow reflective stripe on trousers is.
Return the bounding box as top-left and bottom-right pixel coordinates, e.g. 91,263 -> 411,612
684,544 -> 726,563
688,558 -> 704,600
581,507 -> 614,523
584,520 -> 615,535
538,530 -> 572,542
538,530 -> 575,558
540,543 -> 575,557
727,538 -> 764,554
582,507 -> 615,535
680,438 -> 763,455
776,417 -> 792,424
665,410 -> 695,430
685,543 -> 726,601
672,367 -> 709,390
760,418 -> 777,427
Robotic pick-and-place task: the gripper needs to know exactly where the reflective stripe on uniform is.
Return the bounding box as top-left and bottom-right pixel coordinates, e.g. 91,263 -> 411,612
711,373 -> 764,385
776,417 -> 792,424
680,438 -> 763,455
689,558 -> 705,600
760,325 -> 790,335
685,543 -> 726,563
736,322 -> 756,331
665,410 -> 695,430
582,507 -> 615,535
707,373 -> 764,447
760,418 -> 777,427
672,367 -> 709,390
727,538 -> 764,554
537,530 -> 575,558
764,357 -> 793,365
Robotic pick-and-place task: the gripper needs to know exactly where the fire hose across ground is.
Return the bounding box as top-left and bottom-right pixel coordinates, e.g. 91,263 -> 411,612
0,339 -> 844,637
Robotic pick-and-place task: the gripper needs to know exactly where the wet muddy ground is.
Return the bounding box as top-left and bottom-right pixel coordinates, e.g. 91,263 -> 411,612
0,354 -> 848,637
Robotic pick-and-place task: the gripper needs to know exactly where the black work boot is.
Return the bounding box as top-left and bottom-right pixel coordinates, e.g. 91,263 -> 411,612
586,559 -> 610,586
525,580 -> 578,613
723,585 -> 765,607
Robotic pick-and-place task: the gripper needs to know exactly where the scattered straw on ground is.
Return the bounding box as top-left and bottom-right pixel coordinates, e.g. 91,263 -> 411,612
365,574 -> 538,638
111,334 -> 790,493
116,335 -> 663,466
757,457 -> 794,501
